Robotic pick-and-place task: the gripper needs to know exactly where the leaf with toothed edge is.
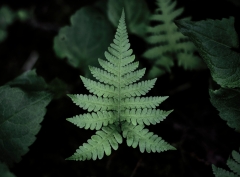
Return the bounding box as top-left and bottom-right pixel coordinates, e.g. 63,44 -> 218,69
66,9 -> 175,161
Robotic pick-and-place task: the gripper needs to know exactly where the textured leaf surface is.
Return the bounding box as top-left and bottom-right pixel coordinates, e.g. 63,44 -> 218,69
107,0 -> 150,37
7,69 -> 47,91
67,10 -> 175,161
54,6 -> 113,74
176,17 -> 240,88
0,86 -> 52,165
121,109 -> 173,126
176,17 -> 240,132
67,125 -> 122,161
122,123 -> 176,153
210,88 -> 240,132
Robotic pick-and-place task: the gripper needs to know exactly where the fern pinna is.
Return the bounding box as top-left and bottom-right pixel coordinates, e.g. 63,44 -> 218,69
66,10 -> 176,161
143,0 -> 202,77
212,149 -> 240,177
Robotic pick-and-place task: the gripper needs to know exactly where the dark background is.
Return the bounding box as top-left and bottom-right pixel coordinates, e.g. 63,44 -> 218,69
0,0 -> 240,176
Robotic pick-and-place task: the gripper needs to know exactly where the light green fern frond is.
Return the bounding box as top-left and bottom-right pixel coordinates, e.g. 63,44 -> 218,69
67,9 -> 175,161
212,149 -> 240,177
143,0 -> 203,78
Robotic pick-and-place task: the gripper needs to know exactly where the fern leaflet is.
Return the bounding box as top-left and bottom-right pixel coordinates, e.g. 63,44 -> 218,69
212,149 -> 240,177
67,9 -> 176,161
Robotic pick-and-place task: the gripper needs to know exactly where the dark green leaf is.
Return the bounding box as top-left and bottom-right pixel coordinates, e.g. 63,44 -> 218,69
53,6 -> 114,74
0,85 -> 52,165
176,17 -> 240,88
210,88 -> 240,132
7,69 -> 48,92
107,0 -> 150,37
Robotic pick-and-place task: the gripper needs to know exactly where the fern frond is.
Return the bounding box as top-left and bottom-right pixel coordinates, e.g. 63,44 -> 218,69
143,0 -> 202,77
227,150 -> 240,175
212,165 -> 239,177
67,9 -> 175,161
232,150 -> 240,164
212,149 -> 240,177
67,125 -> 122,161
122,123 -> 176,153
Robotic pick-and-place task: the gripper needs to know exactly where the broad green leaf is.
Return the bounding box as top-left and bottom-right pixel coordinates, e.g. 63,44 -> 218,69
210,88 -> 240,132
0,162 -> 16,177
7,70 -> 67,99
175,17 -> 240,88
0,85 -> 52,165
7,69 -> 47,91
54,6 -> 114,74
107,0 -> 150,37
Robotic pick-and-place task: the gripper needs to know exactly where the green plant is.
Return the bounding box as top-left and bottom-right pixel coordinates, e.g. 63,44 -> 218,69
66,10 -> 175,161
143,0 -> 203,78
53,6 -> 114,76
0,0 -> 240,176
176,15 -> 240,177
212,149 -> 240,177
0,70 -> 53,175
176,16 -> 240,132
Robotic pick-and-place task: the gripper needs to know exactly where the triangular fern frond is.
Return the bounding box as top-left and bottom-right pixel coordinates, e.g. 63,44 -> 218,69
143,0 -> 203,78
212,149 -> 240,177
67,9 -> 175,161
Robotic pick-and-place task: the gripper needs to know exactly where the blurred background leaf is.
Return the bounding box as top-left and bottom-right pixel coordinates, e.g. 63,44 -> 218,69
107,0 -> 150,38
53,5 -> 114,76
0,85 -> 52,166
0,162 -> 16,177
0,5 -> 30,43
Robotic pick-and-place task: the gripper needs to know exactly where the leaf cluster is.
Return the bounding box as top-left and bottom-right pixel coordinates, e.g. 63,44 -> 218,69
176,12 -> 240,177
